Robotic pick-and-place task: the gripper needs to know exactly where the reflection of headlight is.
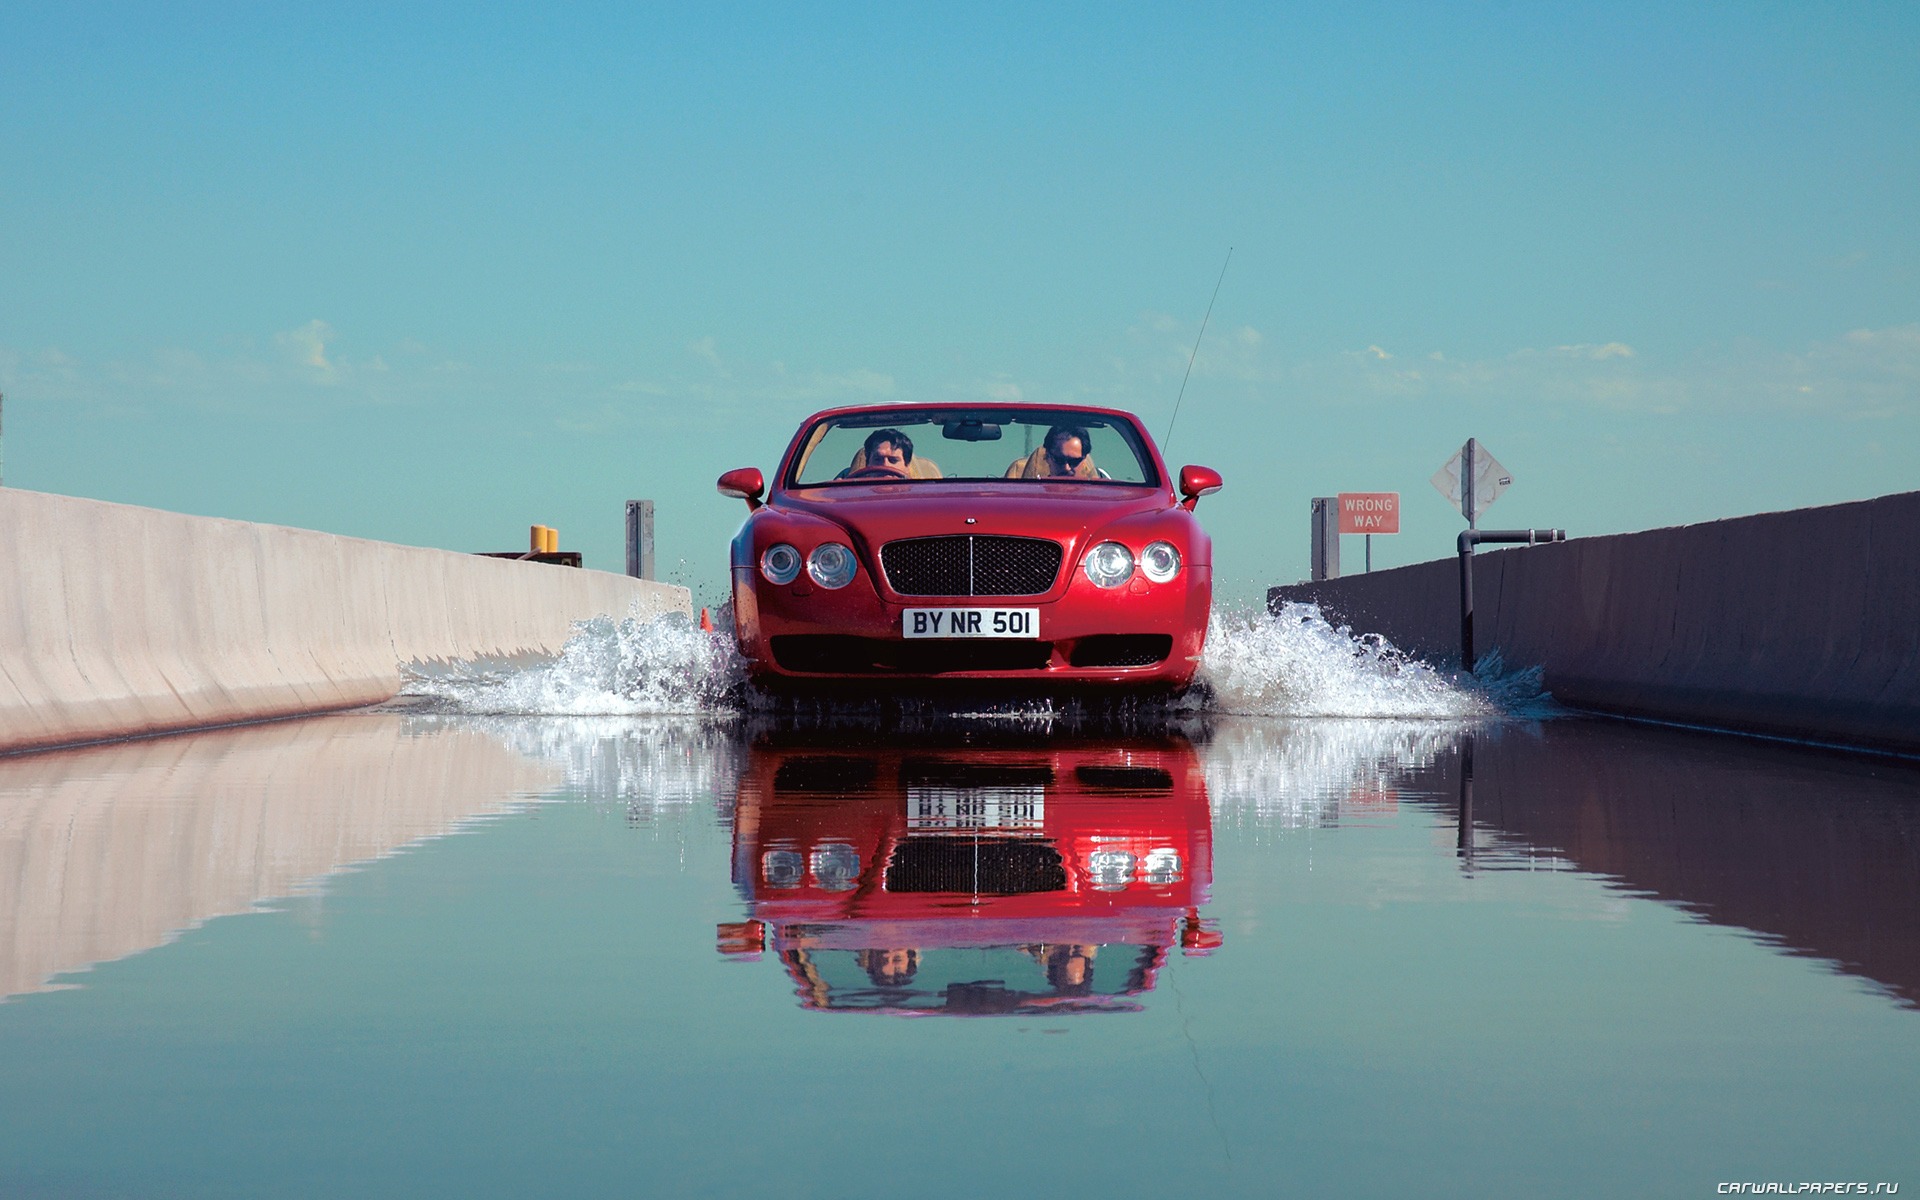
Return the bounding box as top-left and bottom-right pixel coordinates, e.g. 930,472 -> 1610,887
1082,541 -> 1134,588
806,542 -> 857,589
1142,847 -> 1182,884
760,544 -> 802,585
762,849 -> 804,888
1087,849 -> 1136,890
1140,541 -> 1181,583
809,842 -> 861,891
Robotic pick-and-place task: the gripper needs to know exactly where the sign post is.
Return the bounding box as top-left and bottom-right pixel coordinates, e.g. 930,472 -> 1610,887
625,499 -> 655,580
1337,492 -> 1400,572
1430,439 -> 1512,528
1310,497 -> 1340,581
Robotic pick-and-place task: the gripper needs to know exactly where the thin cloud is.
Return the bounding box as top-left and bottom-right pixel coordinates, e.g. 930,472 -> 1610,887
687,335 -> 729,377
275,319 -> 335,378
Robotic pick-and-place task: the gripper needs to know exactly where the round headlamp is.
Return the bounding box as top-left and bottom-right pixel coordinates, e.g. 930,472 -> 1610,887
1087,848 -> 1137,891
762,848 -> 804,888
810,842 -> 862,891
806,542 -> 857,589
760,543 -> 802,585
1082,541 -> 1135,588
1141,541 -> 1181,583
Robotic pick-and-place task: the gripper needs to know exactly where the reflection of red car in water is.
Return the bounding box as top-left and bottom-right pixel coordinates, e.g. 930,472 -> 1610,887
718,735 -> 1221,1015
715,404 -> 1223,691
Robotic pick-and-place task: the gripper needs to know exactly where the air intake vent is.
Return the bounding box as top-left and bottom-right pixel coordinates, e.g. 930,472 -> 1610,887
1067,634 -> 1173,668
881,536 -> 1063,597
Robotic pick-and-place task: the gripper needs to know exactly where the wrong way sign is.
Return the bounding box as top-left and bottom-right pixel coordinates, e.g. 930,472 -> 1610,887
1337,492 -> 1399,534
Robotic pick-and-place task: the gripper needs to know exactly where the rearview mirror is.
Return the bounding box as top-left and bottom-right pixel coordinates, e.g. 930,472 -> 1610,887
717,467 -> 765,511
1179,465 -> 1223,511
942,420 -> 1003,441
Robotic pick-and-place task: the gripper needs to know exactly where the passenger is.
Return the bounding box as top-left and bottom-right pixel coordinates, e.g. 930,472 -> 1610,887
1005,425 -> 1100,480
1043,944 -> 1098,996
857,947 -> 920,988
841,428 -> 942,479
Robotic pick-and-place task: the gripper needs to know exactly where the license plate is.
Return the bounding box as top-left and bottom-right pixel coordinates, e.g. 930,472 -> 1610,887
902,608 -> 1040,639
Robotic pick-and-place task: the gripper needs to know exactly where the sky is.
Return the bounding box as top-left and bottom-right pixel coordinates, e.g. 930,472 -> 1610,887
2,2 -> 1915,607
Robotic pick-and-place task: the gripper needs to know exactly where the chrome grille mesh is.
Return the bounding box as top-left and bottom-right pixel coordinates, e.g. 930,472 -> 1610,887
880,536 -> 1063,597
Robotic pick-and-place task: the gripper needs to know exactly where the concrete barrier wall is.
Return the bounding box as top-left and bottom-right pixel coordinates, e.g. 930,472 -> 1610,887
1269,490 -> 1920,755
0,489 -> 691,754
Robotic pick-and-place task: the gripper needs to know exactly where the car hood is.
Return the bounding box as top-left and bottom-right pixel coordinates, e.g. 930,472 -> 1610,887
776,482 -> 1174,545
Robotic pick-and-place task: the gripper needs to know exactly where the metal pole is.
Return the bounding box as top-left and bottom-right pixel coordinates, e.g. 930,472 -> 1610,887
1458,531 -> 1476,670
625,500 -> 655,580
1457,528 -> 1567,671
1457,733 -> 1476,868
1462,437 -> 1477,531
1310,497 -> 1340,581
1365,533 -> 1372,573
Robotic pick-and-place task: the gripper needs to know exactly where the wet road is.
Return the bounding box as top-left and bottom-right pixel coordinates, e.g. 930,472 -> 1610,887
1,711 -> 1916,1197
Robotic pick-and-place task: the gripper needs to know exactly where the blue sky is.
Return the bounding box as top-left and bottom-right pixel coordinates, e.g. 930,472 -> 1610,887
2,2 -> 1915,605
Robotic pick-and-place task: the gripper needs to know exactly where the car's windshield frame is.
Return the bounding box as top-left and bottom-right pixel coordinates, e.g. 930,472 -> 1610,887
781,407 -> 1164,490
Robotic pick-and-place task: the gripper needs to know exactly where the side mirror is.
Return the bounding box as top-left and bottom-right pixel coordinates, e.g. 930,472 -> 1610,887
717,467 -> 765,511
1178,465 -> 1223,511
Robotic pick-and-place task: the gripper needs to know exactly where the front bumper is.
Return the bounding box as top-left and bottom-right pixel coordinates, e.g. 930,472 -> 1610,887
731,564 -> 1211,688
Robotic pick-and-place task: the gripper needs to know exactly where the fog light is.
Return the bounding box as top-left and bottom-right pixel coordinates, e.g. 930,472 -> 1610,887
807,543 -> 857,589
1082,541 -> 1134,588
1141,541 -> 1181,583
760,543 -> 802,585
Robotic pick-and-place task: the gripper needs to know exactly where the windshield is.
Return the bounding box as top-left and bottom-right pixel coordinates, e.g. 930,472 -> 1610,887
789,409 -> 1159,487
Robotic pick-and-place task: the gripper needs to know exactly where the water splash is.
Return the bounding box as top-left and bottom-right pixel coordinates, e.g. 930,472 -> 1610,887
397,610 -> 747,716
396,602 -> 1549,723
402,714 -> 744,825
1201,716 -> 1467,831
1199,603 -> 1504,719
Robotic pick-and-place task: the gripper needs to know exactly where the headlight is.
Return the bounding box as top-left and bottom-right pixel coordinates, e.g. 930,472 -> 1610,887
1082,541 -> 1134,588
760,543 -> 802,585
806,542 -> 857,589
1142,847 -> 1182,884
762,848 -> 804,888
1141,541 -> 1181,583
809,842 -> 861,891
1087,848 -> 1136,890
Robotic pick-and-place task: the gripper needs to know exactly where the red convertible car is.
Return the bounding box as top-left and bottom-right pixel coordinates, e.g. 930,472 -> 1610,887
716,404 -> 1222,690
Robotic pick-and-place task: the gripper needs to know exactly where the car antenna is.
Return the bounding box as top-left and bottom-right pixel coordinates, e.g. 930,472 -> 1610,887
1161,246 -> 1232,460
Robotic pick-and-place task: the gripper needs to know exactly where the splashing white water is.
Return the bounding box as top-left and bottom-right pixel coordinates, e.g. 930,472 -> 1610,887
398,610 -> 747,716
1199,603 -> 1500,719
403,714 -> 744,823
398,602 -> 1543,721
1200,716 -> 1467,830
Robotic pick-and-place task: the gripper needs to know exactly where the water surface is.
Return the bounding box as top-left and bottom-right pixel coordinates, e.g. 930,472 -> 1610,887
2,708 -> 1916,1198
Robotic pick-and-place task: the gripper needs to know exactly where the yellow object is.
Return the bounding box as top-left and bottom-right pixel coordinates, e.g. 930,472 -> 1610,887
530,525 -> 547,554
543,526 -> 559,554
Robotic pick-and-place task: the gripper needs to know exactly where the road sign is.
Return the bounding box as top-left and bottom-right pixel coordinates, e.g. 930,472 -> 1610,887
1430,439 -> 1512,526
1337,492 -> 1400,535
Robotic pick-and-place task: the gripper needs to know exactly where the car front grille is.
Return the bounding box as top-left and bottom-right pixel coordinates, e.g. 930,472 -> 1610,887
884,838 -> 1067,895
880,535 -> 1064,597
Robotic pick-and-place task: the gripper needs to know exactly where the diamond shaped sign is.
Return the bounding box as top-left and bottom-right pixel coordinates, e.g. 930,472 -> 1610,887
1430,440 -> 1513,521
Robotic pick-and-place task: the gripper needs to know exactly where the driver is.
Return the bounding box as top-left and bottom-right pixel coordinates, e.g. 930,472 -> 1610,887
841,428 -> 941,479
1006,425 -> 1100,479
